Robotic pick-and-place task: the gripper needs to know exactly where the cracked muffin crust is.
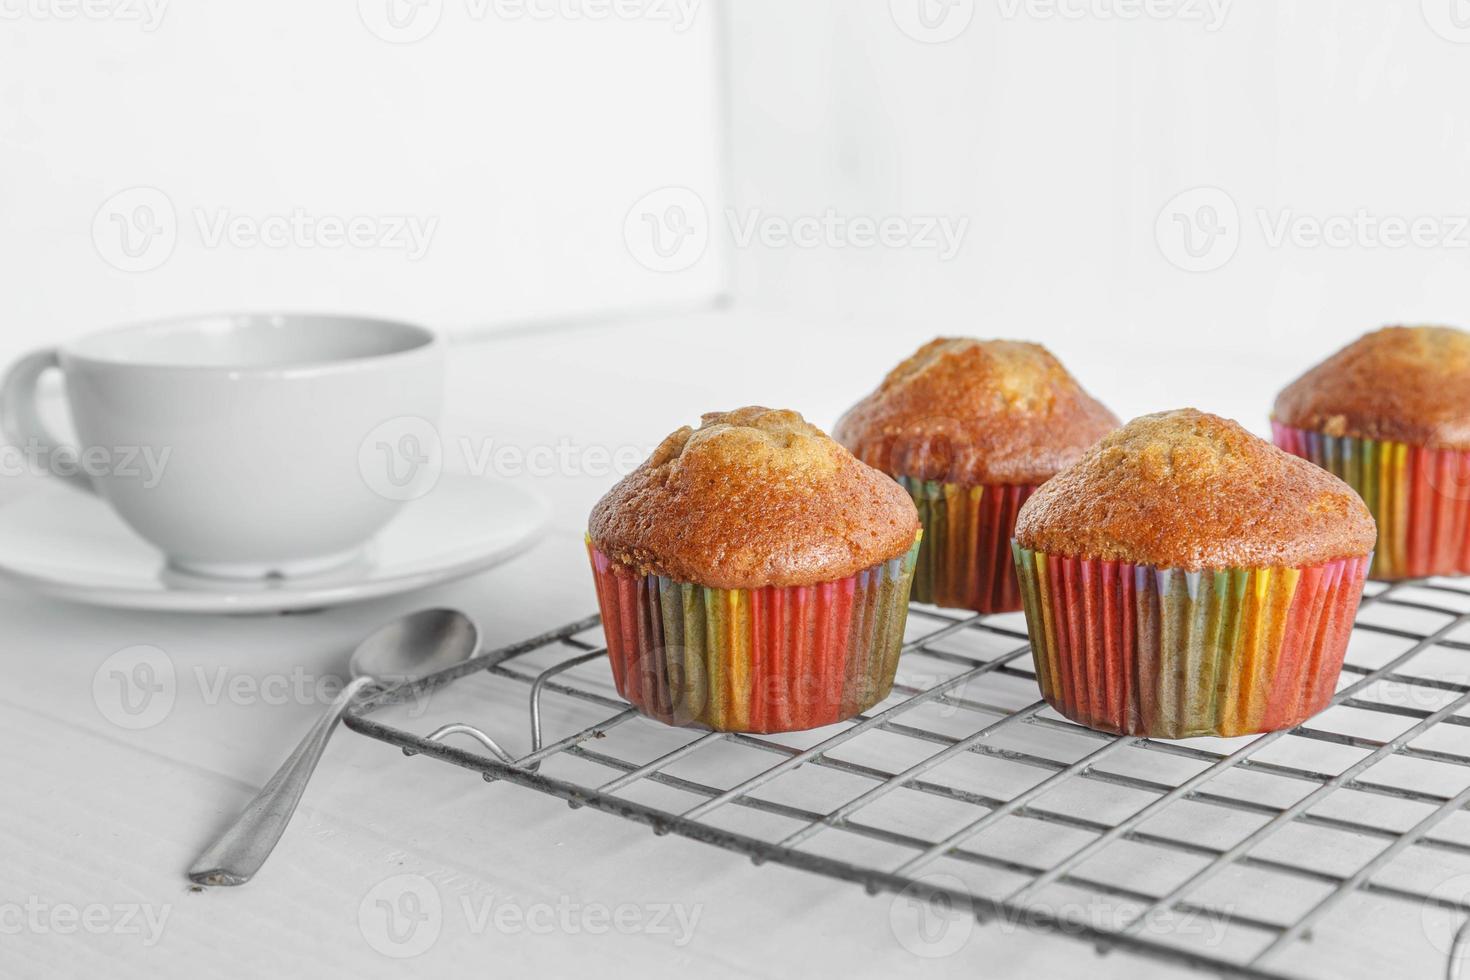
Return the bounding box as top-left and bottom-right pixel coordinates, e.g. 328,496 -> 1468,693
589,406 -> 920,589
834,338 -> 1119,485
1273,326 -> 1470,450
1015,408 -> 1377,570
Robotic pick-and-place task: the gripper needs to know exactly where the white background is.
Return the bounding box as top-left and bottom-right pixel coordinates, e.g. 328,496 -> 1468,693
1,0 -> 724,340
5,1 -> 1470,978
5,1 -> 1469,424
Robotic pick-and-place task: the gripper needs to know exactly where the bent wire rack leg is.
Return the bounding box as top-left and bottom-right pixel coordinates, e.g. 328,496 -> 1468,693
343,581 -> 1470,980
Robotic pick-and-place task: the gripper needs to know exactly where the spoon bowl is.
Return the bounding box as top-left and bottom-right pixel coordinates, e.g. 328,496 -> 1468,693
350,607 -> 480,681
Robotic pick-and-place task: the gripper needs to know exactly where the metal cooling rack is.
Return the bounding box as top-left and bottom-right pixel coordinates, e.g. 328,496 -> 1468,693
342,579 -> 1470,979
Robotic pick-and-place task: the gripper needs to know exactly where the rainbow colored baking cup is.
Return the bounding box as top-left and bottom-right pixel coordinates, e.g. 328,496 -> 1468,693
898,477 -> 1035,613
588,537 -> 921,733
1013,545 -> 1369,738
1274,421 -> 1470,580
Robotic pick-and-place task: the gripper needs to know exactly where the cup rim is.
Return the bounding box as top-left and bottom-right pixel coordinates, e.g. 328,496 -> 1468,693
59,311 -> 441,376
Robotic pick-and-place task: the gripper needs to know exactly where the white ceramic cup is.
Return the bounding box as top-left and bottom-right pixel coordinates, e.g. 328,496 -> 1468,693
0,313 -> 444,579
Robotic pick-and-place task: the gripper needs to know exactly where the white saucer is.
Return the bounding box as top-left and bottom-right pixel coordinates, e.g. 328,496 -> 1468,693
0,474 -> 548,613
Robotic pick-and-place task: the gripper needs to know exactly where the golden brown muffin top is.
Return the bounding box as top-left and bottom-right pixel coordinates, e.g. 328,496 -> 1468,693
589,407 -> 920,589
1015,408 -> 1376,570
1274,326 -> 1470,449
834,338 -> 1119,485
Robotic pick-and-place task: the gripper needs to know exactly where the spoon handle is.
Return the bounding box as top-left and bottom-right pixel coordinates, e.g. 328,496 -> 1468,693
188,675 -> 374,886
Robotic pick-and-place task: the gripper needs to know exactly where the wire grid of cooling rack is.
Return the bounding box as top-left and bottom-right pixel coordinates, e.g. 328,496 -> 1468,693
343,578 -> 1470,979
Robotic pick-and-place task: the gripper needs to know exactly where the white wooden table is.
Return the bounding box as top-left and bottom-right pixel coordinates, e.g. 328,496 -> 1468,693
1,311 -> 1292,978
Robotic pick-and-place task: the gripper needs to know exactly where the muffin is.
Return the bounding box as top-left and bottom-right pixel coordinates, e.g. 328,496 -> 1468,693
1013,409 -> 1375,739
835,338 -> 1117,614
588,407 -> 922,733
1273,326 -> 1470,580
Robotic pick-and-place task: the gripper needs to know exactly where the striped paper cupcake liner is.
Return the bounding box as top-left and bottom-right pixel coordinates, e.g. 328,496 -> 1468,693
587,537 -> 921,733
897,476 -> 1036,614
1012,545 -> 1369,738
1273,421 -> 1470,580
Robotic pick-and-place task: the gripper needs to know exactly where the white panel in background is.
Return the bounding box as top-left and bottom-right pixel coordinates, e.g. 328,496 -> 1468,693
0,0 -> 725,355
722,0 -> 1470,375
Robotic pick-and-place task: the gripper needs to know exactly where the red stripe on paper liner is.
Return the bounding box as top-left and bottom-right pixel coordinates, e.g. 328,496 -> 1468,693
899,477 -> 1036,613
1013,545 -> 1369,738
588,538 -> 920,733
1274,421 -> 1470,580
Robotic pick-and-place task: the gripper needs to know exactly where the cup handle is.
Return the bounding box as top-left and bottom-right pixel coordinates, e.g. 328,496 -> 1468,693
0,348 -> 95,494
